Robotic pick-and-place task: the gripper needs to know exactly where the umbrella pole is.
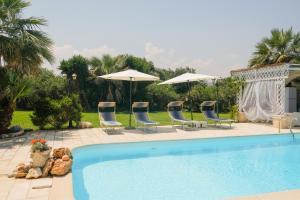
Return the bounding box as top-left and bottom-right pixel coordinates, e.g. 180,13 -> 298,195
187,81 -> 193,120
129,78 -> 133,128
216,79 -> 219,117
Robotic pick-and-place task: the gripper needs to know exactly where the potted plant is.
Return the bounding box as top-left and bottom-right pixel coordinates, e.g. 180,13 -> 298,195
30,138 -> 51,167
237,110 -> 248,123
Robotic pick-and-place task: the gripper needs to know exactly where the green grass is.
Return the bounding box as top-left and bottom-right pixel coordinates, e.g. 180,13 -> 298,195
12,110 -> 231,130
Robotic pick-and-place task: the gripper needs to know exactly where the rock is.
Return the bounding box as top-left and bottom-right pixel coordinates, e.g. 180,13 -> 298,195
79,121 -> 93,128
42,159 -> 54,177
9,130 -> 24,137
11,163 -> 31,178
9,125 -> 22,133
62,155 -> 70,161
50,159 -> 72,176
7,173 -> 15,178
52,148 -> 65,158
26,168 -> 42,179
53,147 -> 72,159
15,163 -> 26,172
65,148 -> 72,158
15,163 -> 30,172
0,134 -> 10,139
15,172 -> 27,178
0,126 -> 24,139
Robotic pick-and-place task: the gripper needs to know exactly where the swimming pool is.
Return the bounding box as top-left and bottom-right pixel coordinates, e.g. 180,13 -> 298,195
72,134 -> 300,200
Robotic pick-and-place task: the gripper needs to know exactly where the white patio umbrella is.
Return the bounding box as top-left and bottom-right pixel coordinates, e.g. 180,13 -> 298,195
99,69 -> 159,128
159,73 -> 220,120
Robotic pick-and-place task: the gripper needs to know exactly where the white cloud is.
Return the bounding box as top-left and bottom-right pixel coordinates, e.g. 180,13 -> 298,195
75,46 -> 117,58
43,44 -> 118,74
53,44 -> 117,62
144,42 -> 214,72
42,42 -> 240,76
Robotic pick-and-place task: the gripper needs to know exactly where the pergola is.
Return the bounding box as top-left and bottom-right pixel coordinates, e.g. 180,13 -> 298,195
231,63 -> 300,122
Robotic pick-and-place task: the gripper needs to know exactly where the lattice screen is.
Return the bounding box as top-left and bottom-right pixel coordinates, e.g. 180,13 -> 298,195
231,64 -> 290,114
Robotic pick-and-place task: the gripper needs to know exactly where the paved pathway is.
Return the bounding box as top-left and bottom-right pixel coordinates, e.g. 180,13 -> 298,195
0,123 -> 298,200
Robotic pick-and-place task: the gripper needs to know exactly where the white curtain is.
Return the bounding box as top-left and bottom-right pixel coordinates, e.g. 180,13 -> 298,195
240,80 -> 282,122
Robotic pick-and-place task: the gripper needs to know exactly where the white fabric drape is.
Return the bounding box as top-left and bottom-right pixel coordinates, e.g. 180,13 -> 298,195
240,80 -> 282,122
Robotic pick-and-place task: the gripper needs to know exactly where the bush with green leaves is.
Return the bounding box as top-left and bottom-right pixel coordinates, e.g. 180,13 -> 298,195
29,69 -> 82,129
31,95 -> 82,129
30,97 -> 51,129
146,84 -> 180,110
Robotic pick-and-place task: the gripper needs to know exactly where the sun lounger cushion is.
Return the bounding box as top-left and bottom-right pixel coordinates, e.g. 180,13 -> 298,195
99,112 -> 121,126
101,121 -> 121,126
204,110 -> 233,122
169,111 -> 193,123
134,112 -> 158,125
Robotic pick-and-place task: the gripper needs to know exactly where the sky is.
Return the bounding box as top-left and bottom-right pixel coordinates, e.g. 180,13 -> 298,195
25,0 -> 300,76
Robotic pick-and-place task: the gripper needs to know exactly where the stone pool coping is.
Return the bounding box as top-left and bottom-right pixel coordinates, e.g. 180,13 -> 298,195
0,123 -> 299,200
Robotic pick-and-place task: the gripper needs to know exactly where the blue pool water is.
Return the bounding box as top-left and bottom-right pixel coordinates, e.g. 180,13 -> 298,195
72,134 -> 300,200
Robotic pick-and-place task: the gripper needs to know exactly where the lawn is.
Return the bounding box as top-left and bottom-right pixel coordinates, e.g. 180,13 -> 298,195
12,110 -> 231,130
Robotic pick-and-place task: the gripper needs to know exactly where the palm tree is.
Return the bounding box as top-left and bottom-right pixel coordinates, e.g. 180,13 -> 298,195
89,55 -> 125,101
0,0 -> 54,134
0,69 -> 31,134
0,0 -> 54,73
249,28 -> 300,67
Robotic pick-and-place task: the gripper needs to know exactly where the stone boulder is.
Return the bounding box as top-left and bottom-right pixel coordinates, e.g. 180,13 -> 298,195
62,155 -> 70,161
26,167 -> 42,179
52,147 -> 72,159
79,121 -> 93,128
42,158 -> 54,177
15,163 -> 26,172
11,163 -> 31,178
9,125 -> 22,132
8,125 -> 24,138
0,134 -> 10,139
50,159 -> 72,176
15,172 -> 27,178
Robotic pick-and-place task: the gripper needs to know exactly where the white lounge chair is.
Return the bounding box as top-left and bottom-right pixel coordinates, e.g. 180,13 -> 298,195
167,101 -> 196,129
98,102 -> 122,133
200,101 -> 234,128
132,102 -> 159,132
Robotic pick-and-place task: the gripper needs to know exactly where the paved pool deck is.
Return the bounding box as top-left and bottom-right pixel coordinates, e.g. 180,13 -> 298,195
0,123 -> 299,200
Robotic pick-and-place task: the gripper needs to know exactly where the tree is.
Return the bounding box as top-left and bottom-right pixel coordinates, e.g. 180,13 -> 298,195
146,84 -> 179,110
29,69 -> 82,129
249,28 -> 300,67
59,55 -> 90,109
215,77 -> 244,112
0,0 -> 54,73
0,69 -> 31,133
89,54 -> 124,102
0,0 -> 53,134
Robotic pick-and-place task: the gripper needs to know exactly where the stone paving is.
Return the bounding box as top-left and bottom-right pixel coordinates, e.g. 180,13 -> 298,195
0,123 -> 299,200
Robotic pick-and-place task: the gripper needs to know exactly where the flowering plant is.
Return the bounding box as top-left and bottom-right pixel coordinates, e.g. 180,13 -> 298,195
31,138 -> 50,152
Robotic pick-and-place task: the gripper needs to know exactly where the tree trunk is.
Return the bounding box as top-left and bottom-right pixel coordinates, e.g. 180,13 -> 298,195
107,82 -> 114,101
0,100 -> 15,134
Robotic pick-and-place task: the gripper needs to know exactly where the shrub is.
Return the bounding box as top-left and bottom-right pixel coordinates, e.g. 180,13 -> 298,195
189,84 -> 215,112
31,97 -> 51,129
230,105 -> 238,120
31,94 -> 82,129
146,84 -> 180,110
